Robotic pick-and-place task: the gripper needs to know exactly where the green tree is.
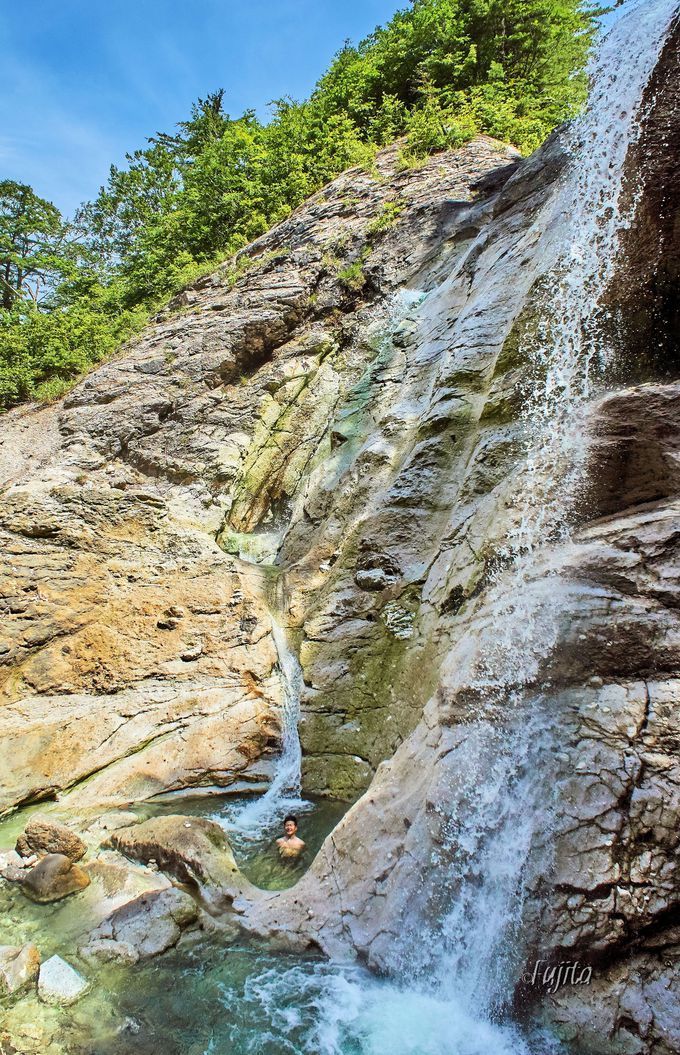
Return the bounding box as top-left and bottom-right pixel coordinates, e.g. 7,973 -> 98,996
0,181 -> 75,309
2,0 -> 603,410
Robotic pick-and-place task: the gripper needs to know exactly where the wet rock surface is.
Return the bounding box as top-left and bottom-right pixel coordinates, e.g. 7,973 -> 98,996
0,135 -> 519,810
78,886 -> 198,964
0,20 -> 678,1053
0,944 -> 40,997
108,814 -> 257,909
20,854 -> 91,904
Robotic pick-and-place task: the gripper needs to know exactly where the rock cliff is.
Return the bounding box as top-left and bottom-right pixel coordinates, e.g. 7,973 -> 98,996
1,11 -> 679,1054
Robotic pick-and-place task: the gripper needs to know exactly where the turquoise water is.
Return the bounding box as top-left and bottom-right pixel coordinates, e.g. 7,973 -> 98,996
134,793 -> 351,890
30,939 -> 541,1055
0,796 -> 548,1054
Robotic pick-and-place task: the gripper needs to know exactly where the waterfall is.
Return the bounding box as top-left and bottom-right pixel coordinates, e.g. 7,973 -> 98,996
244,3 -> 679,1049
507,0 -> 680,565
418,0 -> 679,1023
238,6 -> 678,1049
226,616 -> 307,839
267,617 -> 304,805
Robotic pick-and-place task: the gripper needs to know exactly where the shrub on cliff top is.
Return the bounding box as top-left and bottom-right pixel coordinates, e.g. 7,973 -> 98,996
0,0 -> 600,409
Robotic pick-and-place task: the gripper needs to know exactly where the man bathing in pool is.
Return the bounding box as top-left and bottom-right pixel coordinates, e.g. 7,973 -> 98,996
276,814 -> 305,859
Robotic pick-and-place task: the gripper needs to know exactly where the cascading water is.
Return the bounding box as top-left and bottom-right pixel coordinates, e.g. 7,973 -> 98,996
419,0 -> 680,1023
225,616 -> 307,839
240,3 -> 678,1051
508,0 -> 680,564
224,289 -> 429,843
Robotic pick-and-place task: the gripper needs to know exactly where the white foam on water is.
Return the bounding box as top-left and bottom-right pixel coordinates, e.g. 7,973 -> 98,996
225,7 -> 678,1048
369,0 -> 679,1035
238,962 -> 543,1055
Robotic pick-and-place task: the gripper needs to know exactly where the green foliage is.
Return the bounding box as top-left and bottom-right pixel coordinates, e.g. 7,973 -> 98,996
0,300 -> 144,407
337,247 -> 373,291
0,181 -> 78,309
1,0 -> 600,410
367,200 -> 405,235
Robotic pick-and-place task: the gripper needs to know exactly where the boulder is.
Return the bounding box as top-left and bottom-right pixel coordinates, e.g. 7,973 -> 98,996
538,951 -> 680,1055
78,887 -> 198,964
37,956 -> 88,1005
0,944 -> 40,996
21,853 -> 90,903
108,815 -> 258,910
15,815 -> 86,862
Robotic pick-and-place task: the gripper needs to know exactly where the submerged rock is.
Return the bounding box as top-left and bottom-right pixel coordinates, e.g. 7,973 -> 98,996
0,944 -> 40,996
79,886 -> 198,964
15,815 -> 86,862
21,853 -> 90,903
37,956 -> 88,1005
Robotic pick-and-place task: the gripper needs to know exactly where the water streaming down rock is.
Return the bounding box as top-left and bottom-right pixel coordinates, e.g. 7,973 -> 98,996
0,4 -> 677,1051
421,0 -> 680,1023
237,4 -> 680,1050
225,290 -> 430,842
456,0 -> 680,700
227,617 -> 307,839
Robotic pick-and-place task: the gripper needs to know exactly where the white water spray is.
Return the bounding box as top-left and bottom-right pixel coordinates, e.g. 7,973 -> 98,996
508,0 -> 678,563
273,3 -> 679,1047
462,0 -> 679,699
420,0 -> 680,1025
240,7 -> 677,1048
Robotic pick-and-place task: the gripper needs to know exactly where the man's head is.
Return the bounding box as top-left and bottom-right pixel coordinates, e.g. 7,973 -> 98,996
283,814 -> 298,837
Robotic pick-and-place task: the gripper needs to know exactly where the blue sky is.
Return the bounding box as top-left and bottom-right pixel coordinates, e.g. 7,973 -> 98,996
0,0 -> 399,217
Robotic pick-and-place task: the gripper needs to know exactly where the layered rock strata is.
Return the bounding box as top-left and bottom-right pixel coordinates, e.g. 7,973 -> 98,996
0,16 -> 679,1054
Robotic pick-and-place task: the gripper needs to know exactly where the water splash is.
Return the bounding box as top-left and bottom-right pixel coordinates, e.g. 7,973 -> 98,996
507,0 -> 679,563
238,962 -> 540,1055
458,0 -> 679,701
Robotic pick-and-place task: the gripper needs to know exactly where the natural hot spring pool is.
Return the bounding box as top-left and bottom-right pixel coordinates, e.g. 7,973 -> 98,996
130,792 -> 352,891
0,797 -> 540,1055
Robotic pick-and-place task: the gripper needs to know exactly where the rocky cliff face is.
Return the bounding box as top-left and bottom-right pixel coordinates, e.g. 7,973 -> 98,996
0,136 -> 519,811
1,12 -> 679,1055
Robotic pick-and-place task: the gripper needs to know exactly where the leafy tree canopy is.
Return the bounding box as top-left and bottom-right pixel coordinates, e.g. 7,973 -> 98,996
1,0 -> 601,409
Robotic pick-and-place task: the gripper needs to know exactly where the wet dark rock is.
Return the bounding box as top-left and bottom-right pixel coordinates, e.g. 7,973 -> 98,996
21,853 -> 90,903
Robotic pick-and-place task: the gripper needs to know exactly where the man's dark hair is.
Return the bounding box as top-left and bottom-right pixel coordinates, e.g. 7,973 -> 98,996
284,814 -> 298,825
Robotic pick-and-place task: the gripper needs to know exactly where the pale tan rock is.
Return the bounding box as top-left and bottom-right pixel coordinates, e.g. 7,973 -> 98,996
0,30 -> 678,1055
78,887 -> 198,963
37,956 -> 88,1005
0,943 -> 41,996
108,815 -> 259,910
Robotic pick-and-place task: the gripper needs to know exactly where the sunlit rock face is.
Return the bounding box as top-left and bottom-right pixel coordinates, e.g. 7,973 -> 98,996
1,9 -> 679,1054
0,136 -> 520,811
236,13 -> 680,1055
